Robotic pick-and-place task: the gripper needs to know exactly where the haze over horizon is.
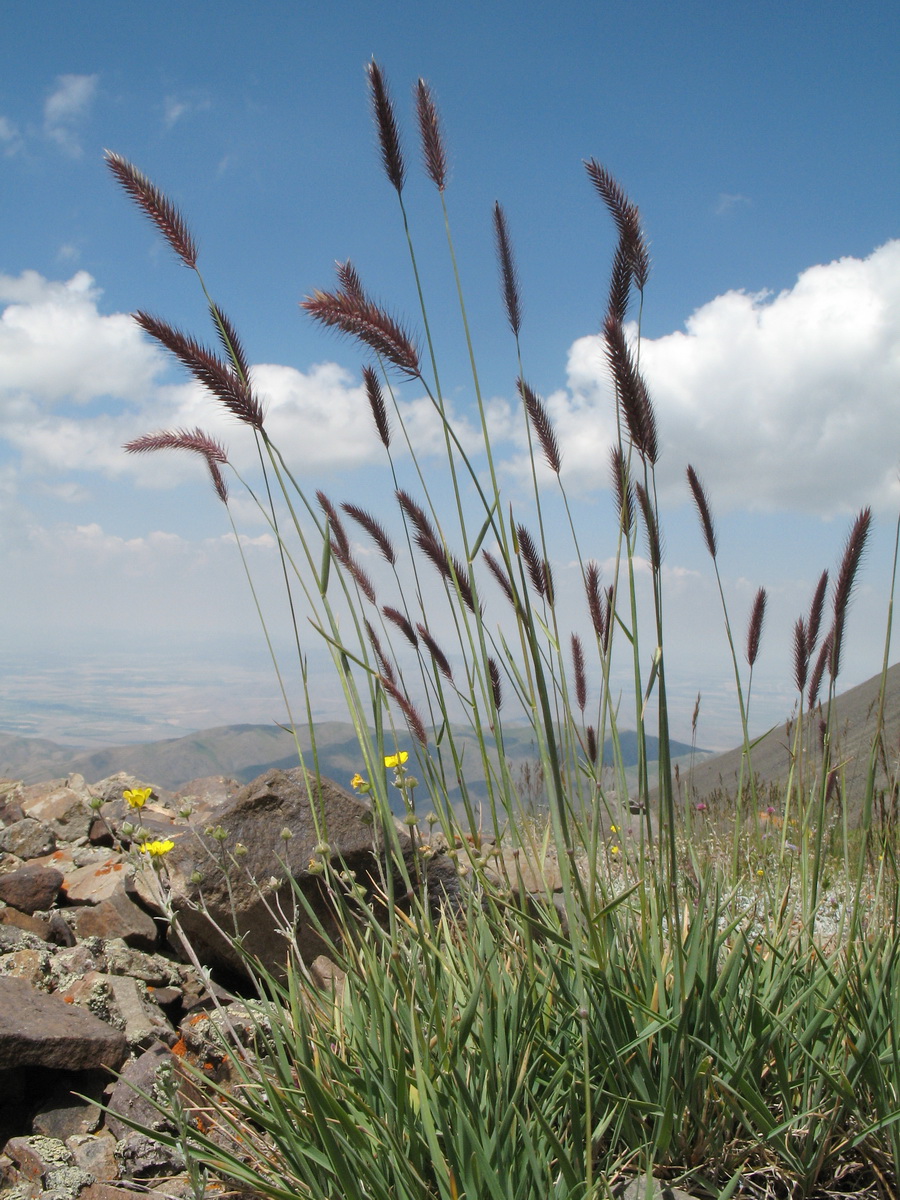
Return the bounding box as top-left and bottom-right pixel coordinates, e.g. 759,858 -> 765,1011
2,3 -> 898,754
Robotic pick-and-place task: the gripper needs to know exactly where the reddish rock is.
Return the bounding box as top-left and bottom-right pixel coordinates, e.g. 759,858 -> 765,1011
68,888 -> 159,952
0,863 -> 64,914
0,906 -> 51,938
0,976 -> 127,1071
62,855 -> 131,904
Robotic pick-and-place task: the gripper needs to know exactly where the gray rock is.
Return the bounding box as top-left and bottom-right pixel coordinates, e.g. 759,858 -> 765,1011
0,819 -> 56,860
0,976 -> 127,1071
105,1043 -> 176,1140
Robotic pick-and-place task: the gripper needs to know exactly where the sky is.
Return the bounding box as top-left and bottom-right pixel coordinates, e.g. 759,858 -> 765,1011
1,1 -> 898,753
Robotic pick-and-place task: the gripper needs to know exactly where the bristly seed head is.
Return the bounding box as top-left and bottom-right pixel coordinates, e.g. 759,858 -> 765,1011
518,378 -> 561,475
584,159 -> 650,289
124,427 -> 228,504
493,202 -> 522,337
829,507 -> 872,679
571,633 -> 587,712
134,312 -> 265,430
302,284 -> 420,379
367,61 -> 405,194
604,317 -> 658,464
316,491 -> 351,561
415,78 -> 447,191
105,151 -> 198,269
362,365 -> 391,449
585,561 -> 606,646
341,503 -> 397,566
686,465 -> 717,560
745,587 -> 767,669
488,657 -> 502,711
417,624 -> 453,682
382,605 -> 419,648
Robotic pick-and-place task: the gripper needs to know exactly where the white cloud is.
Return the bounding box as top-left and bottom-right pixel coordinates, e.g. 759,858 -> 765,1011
0,115 -> 22,156
552,240 -> 900,516
43,74 -> 98,156
0,271 -> 489,505
163,93 -> 211,130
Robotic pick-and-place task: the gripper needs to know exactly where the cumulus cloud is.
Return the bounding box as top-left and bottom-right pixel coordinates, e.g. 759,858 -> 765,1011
0,271 -> 490,504
43,74 -> 98,156
552,240 -> 900,516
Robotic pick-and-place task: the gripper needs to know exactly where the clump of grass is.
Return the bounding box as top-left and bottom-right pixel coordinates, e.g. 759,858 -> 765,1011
107,60 -> 899,1199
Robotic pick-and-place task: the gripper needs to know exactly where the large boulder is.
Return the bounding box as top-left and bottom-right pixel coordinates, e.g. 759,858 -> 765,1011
157,767 -> 458,979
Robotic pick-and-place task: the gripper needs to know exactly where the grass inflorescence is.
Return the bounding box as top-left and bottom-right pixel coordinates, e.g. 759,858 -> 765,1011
106,61 -> 900,1200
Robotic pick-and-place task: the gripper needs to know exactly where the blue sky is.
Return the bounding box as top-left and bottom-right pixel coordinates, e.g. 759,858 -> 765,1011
1,1 -> 898,750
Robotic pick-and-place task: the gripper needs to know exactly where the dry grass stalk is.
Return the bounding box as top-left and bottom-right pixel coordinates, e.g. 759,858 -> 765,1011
105,152 -> 198,269
134,312 -> 265,429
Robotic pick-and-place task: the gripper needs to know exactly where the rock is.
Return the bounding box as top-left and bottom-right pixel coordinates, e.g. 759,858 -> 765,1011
0,976 -> 127,1071
115,1131 -> 185,1180
20,786 -> 92,843
0,865 -> 64,914
66,1131 -> 119,1183
31,1073 -> 105,1141
67,890 -> 159,953
60,972 -> 173,1049
105,1043 -> 176,1140
0,906 -> 51,939
4,1134 -> 93,1197
163,766 -> 458,978
0,819 -> 56,860
60,856 -> 131,905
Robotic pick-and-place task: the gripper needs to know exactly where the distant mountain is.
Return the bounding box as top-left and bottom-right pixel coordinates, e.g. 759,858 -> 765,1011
680,662 -> 900,813
0,721 -> 705,795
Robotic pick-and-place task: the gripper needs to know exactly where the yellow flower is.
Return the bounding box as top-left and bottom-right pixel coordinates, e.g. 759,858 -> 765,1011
140,839 -> 175,857
757,868 -> 765,877
610,824 -> 618,833
610,845 -> 620,855
351,773 -> 365,790
384,751 -> 409,769
123,787 -> 152,809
